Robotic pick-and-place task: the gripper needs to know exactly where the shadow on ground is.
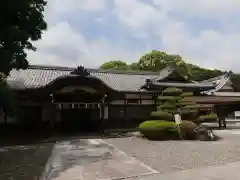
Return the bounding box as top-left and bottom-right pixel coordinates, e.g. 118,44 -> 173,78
0,143 -> 54,180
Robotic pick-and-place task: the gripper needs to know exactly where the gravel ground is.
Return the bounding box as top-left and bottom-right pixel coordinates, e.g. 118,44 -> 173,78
0,143 -> 54,180
105,132 -> 240,174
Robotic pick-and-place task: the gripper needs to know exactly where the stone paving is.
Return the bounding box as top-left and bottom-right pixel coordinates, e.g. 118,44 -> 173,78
105,130 -> 240,174
2,130 -> 240,180
40,139 -> 158,180
130,161 -> 240,180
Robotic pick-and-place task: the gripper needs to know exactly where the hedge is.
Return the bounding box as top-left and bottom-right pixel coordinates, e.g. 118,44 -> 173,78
139,120 -> 179,140
158,103 -> 178,110
180,109 -> 199,120
150,111 -> 173,121
162,88 -> 183,96
181,92 -> 194,97
198,113 -> 218,122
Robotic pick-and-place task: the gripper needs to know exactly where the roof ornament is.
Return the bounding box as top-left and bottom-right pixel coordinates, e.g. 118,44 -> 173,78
70,66 -> 90,76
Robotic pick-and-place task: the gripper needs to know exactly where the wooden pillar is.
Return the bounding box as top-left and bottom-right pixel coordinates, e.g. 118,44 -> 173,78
100,100 -> 104,133
217,105 -> 227,129
124,94 -> 127,128
216,106 -> 222,128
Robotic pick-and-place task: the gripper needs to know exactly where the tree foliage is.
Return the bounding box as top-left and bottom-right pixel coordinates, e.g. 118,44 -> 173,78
0,75 -> 15,115
229,74 -> 240,91
100,60 -> 130,71
0,0 -> 47,75
138,50 -> 181,71
99,50 -> 224,81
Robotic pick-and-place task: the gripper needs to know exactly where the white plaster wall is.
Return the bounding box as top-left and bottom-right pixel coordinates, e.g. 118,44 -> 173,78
140,94 -> 153,99
141,100 -> 155,105
125,94 -> 141,99
110,100 -> 125,105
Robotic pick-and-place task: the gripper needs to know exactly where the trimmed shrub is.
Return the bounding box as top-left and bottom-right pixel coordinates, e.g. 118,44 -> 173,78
139,86 -> 218,141
150,111 -> 173,121
179,120 -> 198,140
163,88 -> 183,96
180,109 -> 199,120
198,113 -> 218,122
181,92 -> 194,97
178,101 -> 196,106
158,103 -> 178,110
139,120 -> 179,140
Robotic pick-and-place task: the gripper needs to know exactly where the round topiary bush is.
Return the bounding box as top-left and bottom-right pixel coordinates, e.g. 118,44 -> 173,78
198,113 -> 218,123
181,92 -> 194,97
150,111 -> 173,121
139,120 -> 179,140
158,103 -> 178,110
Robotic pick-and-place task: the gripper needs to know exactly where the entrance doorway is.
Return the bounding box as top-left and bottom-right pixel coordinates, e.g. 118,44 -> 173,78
56,103 -> 102,132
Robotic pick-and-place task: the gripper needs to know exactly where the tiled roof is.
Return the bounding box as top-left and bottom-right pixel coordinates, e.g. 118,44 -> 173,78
148,81 -> 214,89
141,66 -> 214,90
7,65 -> 160,92
7,65 -> 218,92
202,73 -> 233,94
152,66 -> 174,81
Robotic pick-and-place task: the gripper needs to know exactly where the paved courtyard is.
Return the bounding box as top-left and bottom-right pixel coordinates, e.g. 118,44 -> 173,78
105,131 -> 240,174
2,130 -> 240,180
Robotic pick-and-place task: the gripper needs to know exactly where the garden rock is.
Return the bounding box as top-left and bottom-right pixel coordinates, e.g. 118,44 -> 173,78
194,125 -> 216,141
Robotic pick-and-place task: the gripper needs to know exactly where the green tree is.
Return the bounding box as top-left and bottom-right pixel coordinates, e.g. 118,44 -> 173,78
230,73 -> 240,91
100,60 -> 130,70
0,0 -> 47,75
0,74 -> 15,118
138,50 -> 181,71
189,64 -> 224,81
99,50 -> 225,82
137,50 -> 224,80
129,62 -> 140,71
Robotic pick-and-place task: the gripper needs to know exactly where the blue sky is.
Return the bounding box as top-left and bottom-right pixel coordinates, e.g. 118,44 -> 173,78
28,0 -> 240,72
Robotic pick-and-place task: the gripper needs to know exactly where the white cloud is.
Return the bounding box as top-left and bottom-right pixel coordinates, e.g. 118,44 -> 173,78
28,22 -> 141,68
153,0 -> 240,19
113,0 -> 240,71
44,0 -> 107,24
28,0 -> 240,72
114,0 -> 161,29
47,0 -> 106,13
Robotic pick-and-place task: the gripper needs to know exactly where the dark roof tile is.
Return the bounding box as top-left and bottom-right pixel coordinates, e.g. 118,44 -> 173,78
7,65 -> 160,92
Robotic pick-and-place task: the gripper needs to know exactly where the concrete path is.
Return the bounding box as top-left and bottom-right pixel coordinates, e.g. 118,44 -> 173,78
134,161 -> 240,180
40,139 -> 158,180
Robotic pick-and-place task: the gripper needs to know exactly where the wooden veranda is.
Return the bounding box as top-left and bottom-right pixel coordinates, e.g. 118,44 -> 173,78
184,92 -> 240,128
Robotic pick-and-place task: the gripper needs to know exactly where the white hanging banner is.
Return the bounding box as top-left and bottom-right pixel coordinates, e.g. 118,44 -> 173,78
174,114 -> 182,125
